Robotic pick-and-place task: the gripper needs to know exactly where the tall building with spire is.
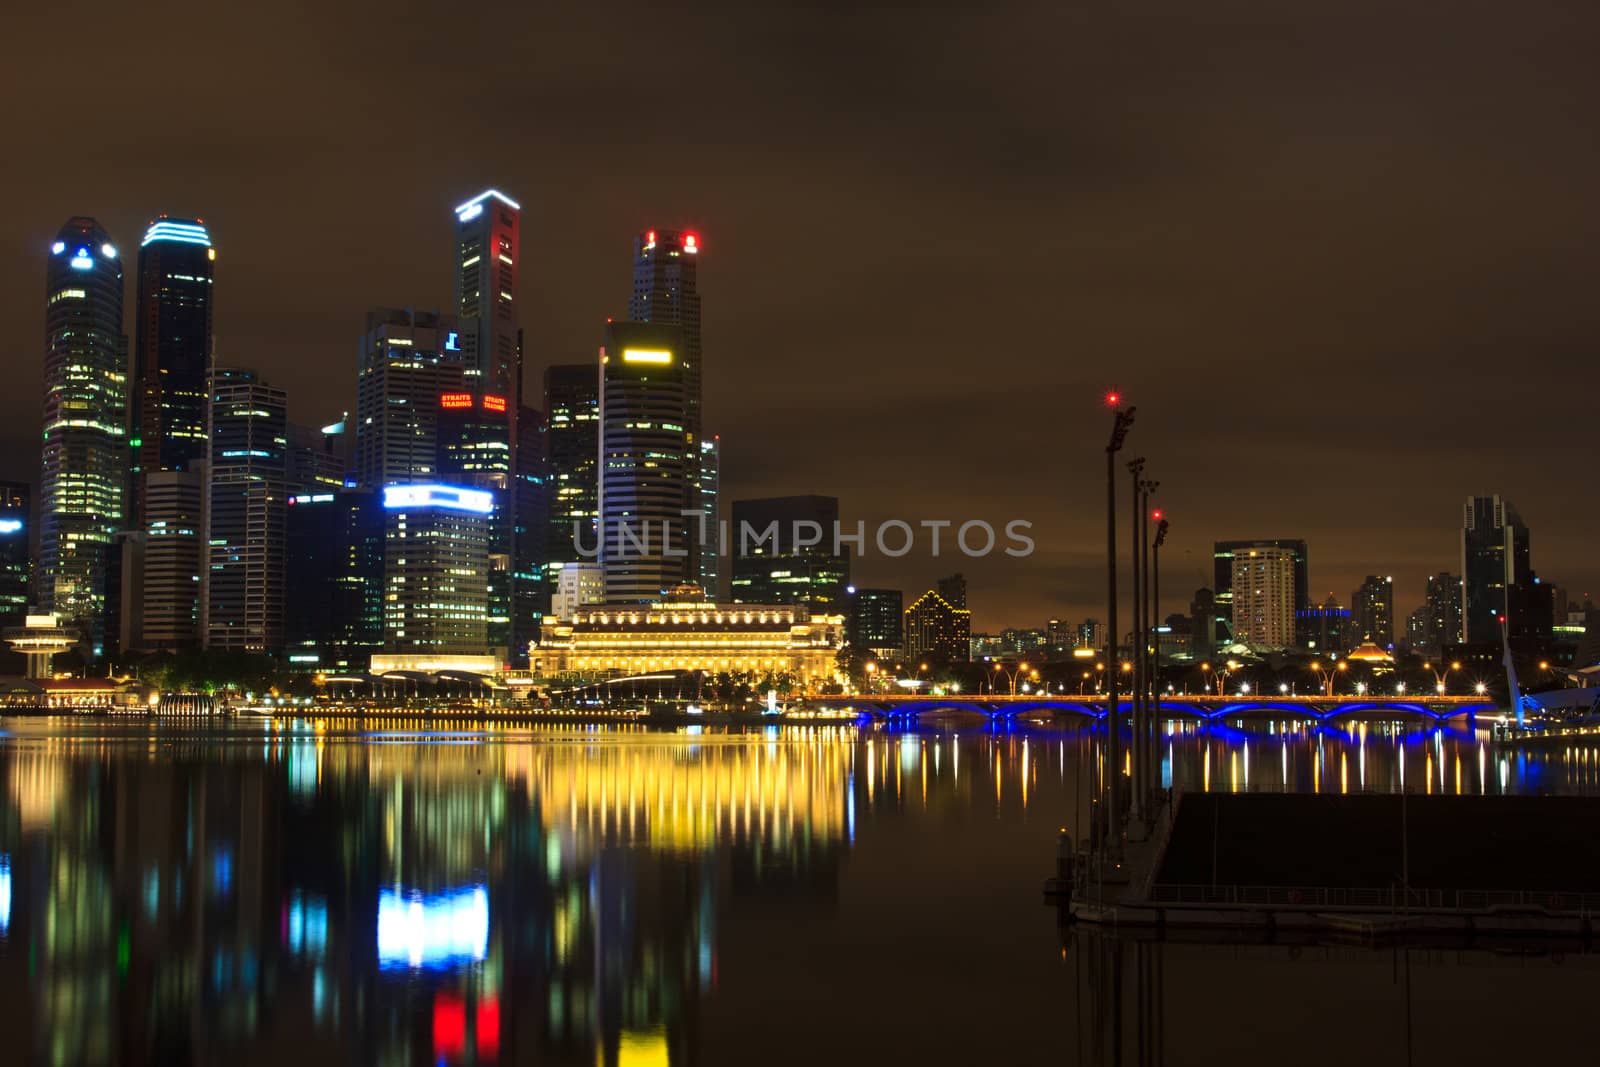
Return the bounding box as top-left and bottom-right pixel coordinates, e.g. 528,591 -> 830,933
132,216 -> 214,521
40,217 -> 127,653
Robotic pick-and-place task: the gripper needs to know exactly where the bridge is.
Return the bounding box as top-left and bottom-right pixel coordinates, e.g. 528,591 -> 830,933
801,694 -> 1496,724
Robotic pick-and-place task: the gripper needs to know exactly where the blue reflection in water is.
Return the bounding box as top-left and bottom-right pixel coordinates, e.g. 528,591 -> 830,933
376,885 -> 489,971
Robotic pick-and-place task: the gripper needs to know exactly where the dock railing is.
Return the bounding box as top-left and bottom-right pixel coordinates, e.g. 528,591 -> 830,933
1149,883 -> 1600,914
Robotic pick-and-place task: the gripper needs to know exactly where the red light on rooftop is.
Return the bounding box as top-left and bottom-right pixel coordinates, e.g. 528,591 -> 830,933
646,230 -> 656,244
1152,509 -> 1163,520
684,233 -> 699,252
1105,391 -> 1121,407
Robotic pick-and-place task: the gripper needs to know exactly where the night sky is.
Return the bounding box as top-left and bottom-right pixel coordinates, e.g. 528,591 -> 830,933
5,1 -> 1598,629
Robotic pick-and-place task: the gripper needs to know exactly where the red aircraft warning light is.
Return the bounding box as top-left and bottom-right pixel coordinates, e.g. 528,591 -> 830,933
1105,391 -> 1121,407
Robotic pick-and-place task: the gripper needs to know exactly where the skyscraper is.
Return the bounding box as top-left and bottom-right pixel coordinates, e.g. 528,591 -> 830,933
1351,575 -> 1395,648
133,468 -> 207,651
1295,595 -> 1352,656
354,308 -> 462,489
729,495 -> 849,612
382,483 -> 492,655
1422,572 -> 1464,656
543,362 -> 600,600
131,216 -> 214,521
40,218 -> 127,652
1229,545 -> 1297,648
903,588 -> 971,662
598,322 -> 694,603
1461,495 -> 1536,643
1213,539 -> 1309,642
454,190 -> 521,399
847,587 -> 903,657
629,229 -> 714,593
510,404 -> 548,666
698,435 -> 721,597
285,488 -> 384,671
205,369 -> 287,652
0,482 -> 29,631
438,392 -> 514,659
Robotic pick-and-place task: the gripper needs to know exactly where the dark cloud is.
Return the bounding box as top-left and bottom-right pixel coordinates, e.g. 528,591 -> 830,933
4,0 -> 1598,627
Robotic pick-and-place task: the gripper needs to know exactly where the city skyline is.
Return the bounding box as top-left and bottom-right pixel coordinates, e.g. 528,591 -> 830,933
4,3 -> 1599,629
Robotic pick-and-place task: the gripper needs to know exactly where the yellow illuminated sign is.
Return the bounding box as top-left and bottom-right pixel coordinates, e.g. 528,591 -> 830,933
622,349 -> 673,364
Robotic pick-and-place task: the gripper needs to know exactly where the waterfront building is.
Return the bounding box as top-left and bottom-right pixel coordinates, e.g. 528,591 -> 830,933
1461,495 -> 1544,643
598,322 -> 694,602
0,483 -> 30,632
536,600 -> 844,688
1295,595 -> 1353,656
1213,540 -> 1309,644
40,218 -> 127,654
131,216 -> 214,522
1351,575 -> 1395,648
1229,545 -> 1298,648
730,495 -> 849,612
354,308 -> 462,488
543,362 -> 601,602
284,488 -> 384,671
847,587 -> 902,657
382,483 -> 492,657
903,588 -> 971,662
204,369 -> 287,652
550,563 -> 606,619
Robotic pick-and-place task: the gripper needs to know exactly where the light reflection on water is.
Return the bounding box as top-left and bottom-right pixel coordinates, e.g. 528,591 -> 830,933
0,715 -> 1596,1065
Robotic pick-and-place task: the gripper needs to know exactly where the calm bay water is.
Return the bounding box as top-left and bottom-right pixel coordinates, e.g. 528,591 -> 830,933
0,715 -> 1595,1065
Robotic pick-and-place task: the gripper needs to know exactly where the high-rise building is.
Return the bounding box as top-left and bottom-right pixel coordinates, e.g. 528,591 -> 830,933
551,562 -> 605,619
1213,540 -> 1308,642
131,217 -> 214,522
698,434 -> 721,597
1229,545 -> 1297,648
284,488 -> 384,671
1187,590 -> 1217,660
204,369 -> 287,652
1078,618 -> 1107,652
629,229 -> 711,592
454,190 -> 521,400
510,404 -> 547,667
1351,575 -> 1395,648
0,483 -> 29,630
354,308 -> 463,489
1461,495 -> 1538,643
382,484 -> 492,655
730,495 -> 849,612
598,322 -> 694,603
1421,572 -> 1463,657
438,391 -> 513,656
903,588 -> 971,662
40,218 -> 127,653
1046,618 -> 1074,654
937,573 -> 968,611
847,587 -> 902,656
543,362 -> 601,602
1295,595 -> 1352,656
287,418 -> 349,495
132,468 -> 206,651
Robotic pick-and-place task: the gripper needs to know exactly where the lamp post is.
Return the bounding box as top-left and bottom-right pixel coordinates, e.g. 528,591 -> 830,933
1309,658 -> 1347,697
1151,511 -> 1168,780
1127,456 -> 1146,823
1422,660 -> 1461,695
1104,395 -> 1135,854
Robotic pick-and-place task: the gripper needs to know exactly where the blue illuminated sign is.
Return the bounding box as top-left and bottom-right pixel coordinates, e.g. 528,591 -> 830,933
0,519 -> 21,535
70,247 -> 93,270
141,220 -> 213,248
445,331 -> 460,352
382,484 -> 494,514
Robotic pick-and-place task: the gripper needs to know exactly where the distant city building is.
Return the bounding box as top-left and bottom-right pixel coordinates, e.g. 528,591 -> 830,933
1078,618 -> 1107,651
454,190 -> 521,399
730,495 -> 849,612
1461,496 -> 1547,643
205,370 -> 287,652
131,216 -> 214,524
40,218 -> 127,654
510,404 -> 547,667
1420,572 -> 1463,658
1047,618 -> 1074,654
1187,590 -> 1217,661
382,484 -> 492,656
999,627 -> 1049,654
284,489 -> 384,671
543,362 -> 600,601
354,307 -> 463,489
1351,575 -> 1395,648
1229,545 -> 1298,648
0,483 -> 30,631
129,468 -> 206,651
598,321 -> 694,603
287,418 -> 348,495
1213,540 -> 1308,644
1295,595 -> 1352,656
937,573 -> 968,610
537,600 -> 843,688
550,563 -> 605,619
847,587 -> 902,656
903,588 -> 971,662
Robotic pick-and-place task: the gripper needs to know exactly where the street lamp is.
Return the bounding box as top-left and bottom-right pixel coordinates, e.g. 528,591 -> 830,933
1422,660 -> 1460,695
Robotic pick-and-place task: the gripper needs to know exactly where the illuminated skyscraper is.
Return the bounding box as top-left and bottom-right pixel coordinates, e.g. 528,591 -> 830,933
382,484 -> 492,654
204,369 -> 287,652
131,216 -> 214,520
599,322 -> 693,603
454,190 -> 521,399
354,307 -> 463,488
1229,545 -> 1297,648
40,217 -> 127,652
698,435 -> 721,596
438,392 -> 513,658
285,488 -> 384,670
903,588 -> 970,662
1460,495 -> 1544,643
1351,575 -> 1395,648
1213,539 -> 1309,642
543,362 -> 600,598
0,482 -> 29,631
847,587 -> 903,657
729,495 -> 848,612
130,467 -> 206,651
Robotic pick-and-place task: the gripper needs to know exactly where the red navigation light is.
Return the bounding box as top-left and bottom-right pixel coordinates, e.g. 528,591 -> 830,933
481,394 -> 507,413
1105,391 -> 1121,407
646,230 -> 656,244
440,393 -> 472,409
1152,509 -> 1163,520
684,233 -> 698,252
